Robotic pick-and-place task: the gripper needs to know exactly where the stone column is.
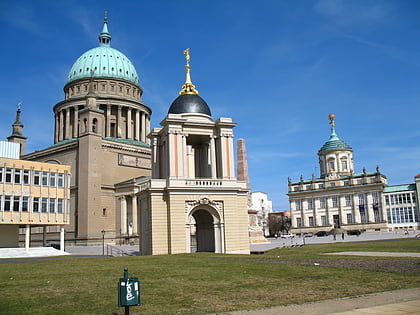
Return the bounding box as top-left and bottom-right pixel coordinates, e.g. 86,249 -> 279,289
106,104 -> 111,137
73,106 -> 79,138
135,110 -> 140,141
117,106 -> 122,138
60,226 -> 65,252
141,112 -> 146,142
353,194 -> 361,223
182,134 -> 187,178
127,108 -> 132,139
65,108 -> 70,140
120,196 -> 127,235
58,111 -> 63,142
54,114 -> 59,143
210,136 -> 217,179
366,193 -> 375,223
25,224 -> 30,251
132,195 -> 138,235
146,115 -> 150,144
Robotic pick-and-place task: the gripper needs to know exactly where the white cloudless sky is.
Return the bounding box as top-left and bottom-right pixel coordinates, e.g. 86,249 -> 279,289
0,0 -> 419,210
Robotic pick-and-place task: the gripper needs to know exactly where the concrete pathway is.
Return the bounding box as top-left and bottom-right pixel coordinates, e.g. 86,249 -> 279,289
222,287 -> 420,315
325,251 -> 420,258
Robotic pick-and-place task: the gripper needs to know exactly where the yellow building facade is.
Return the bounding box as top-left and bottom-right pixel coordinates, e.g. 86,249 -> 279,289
0,156 -> 71,249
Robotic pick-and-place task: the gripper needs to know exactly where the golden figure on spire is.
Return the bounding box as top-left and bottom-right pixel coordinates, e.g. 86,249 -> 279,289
179,48 -> 199,95
329,113 -> 335,128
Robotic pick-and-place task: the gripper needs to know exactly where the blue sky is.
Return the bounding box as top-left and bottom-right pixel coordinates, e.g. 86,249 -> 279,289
0,0 -> 419,210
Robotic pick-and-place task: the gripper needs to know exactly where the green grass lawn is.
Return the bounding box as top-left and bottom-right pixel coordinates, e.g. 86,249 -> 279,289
0,239 -> 419,315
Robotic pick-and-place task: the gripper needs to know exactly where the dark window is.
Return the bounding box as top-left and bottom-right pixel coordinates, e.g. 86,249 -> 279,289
13,197 -> 20,211
4,196 -> 11,211
33,197 -> 39,212
5,168 -> 12,183
23,170 -> 29,184
34,171 -> 41,185
22,197 -> 28,212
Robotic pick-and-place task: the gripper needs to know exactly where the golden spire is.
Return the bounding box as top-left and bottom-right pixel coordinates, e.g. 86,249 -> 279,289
328,113 -> 335,128
179,48 -> 199,95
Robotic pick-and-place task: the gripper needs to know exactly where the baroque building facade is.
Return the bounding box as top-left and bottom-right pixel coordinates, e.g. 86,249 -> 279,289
288,114 -> 389,234
115,49 -> 250,255
21,18 -> 152,245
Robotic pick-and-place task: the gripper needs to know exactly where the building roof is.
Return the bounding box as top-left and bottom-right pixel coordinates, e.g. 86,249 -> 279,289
168,94 -> 211,116
383,184 -> 416,193
67,17 -> 139,86
318,127 -> 352,153
318,114 -> 352,153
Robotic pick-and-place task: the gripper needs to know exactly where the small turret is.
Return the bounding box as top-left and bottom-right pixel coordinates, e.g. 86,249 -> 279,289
7,102 -> 27,156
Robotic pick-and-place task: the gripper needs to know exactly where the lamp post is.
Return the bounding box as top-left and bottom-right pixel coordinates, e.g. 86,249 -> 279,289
102,230 -> 106,256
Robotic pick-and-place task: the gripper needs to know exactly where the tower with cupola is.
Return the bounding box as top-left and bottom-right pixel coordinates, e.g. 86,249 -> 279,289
130,49 -> 250,255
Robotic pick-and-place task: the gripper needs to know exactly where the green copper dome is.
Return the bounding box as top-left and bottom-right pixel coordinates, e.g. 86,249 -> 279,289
67,19 -> 139,86
318,127 -> 352,153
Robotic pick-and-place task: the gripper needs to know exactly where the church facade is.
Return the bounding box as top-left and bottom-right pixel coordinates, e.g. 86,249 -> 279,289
22,18 -> 152,245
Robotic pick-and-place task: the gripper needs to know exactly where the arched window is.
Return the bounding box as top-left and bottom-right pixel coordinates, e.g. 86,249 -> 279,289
92,118 -> 97,133
341,157 -> 348,171
328,158 -> 335,171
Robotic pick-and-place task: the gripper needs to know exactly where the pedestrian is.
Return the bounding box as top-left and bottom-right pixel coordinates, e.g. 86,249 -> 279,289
333,234 -> 336,240
341,233 -> 344,240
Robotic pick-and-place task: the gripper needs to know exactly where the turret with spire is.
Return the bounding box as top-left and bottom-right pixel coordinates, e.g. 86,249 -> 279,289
318,114 -> 354,179
7,102 -> 27,156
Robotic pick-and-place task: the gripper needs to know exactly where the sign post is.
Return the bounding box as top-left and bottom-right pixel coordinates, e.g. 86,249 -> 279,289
118,268 -> 140,315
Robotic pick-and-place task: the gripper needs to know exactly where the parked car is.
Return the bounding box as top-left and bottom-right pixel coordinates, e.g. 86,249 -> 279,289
280,233 -> 295,238
347,230 -> 361,236
315,231 -> 328,237
302,233 -> 313,238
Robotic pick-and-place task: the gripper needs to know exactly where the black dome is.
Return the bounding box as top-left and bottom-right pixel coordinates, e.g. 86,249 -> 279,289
168,94 -> 211,116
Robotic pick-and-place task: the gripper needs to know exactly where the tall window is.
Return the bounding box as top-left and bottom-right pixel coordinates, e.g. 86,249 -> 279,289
50,173 -> 56,187
5,168 -> 12,183
42,172 -> 48,186
341,158 -> 348,171
4,196 -> 11,211
295,200 -> 302,211
347,213 -> 353,223
57,174 -> 64,187
308,216 -> 314,227
296,217 -> 302,228
0,167 -> 3,182
13,197 -> 19,211
328,158 -> 335,171
307,198 -> 314,210
23,170 -> 30,184
345,195 -> 352,207
332,196 -> 338,208
22,197 -> 28,212
58,199 -> 63,213
320,197 -> 326,209
34,171 -> 41,185
41,198 -> 48,213
14,169 -> 21,184
49,199 -> 56,213
321,215 -> 327,226
33,197 -> 40,212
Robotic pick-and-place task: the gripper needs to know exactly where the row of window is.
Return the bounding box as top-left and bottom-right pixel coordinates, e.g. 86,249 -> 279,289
387,207 -> 419,224
69,82 -> 139,98
293,178 -> 379,192
385,193 -> 416,206
296,211 -> 382,227
1,195 -> 67,213
295,193 -> 380,210
0,168 -> 68,187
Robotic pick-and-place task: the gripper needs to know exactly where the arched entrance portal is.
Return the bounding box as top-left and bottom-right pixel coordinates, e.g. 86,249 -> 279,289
192,209 -> 215,252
